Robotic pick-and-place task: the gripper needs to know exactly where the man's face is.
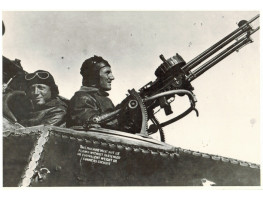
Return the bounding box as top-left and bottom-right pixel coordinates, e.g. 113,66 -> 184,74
27,84 -> 52,106
99,66 -> 115,91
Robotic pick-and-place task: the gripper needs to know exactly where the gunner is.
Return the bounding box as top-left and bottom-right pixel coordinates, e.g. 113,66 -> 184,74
67,55 -> 118,129
19,70 -> 68,127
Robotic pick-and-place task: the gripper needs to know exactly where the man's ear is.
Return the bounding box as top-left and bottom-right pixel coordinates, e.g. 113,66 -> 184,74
18,89 -> 34,109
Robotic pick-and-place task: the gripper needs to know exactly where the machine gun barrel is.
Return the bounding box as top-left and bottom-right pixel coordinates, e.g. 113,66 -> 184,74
187,33 -> 253,81
181,14 -> 260,75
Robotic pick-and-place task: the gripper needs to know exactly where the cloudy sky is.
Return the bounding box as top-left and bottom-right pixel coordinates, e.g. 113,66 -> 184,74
2,11 -> 260,163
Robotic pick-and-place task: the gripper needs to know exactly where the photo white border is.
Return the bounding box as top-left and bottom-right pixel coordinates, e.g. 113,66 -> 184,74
0,0 -> 262,199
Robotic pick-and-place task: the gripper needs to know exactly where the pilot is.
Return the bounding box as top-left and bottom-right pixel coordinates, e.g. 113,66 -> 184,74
67,55 -> 118,129
19,70 -> 68,127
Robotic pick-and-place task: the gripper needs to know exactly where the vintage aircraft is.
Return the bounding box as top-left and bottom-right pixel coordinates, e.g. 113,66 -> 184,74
2,14 -> 260,187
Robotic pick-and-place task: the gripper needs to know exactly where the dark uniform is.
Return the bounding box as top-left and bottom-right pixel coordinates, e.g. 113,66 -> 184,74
67,86 -> 118,129
20,97 -> 67,127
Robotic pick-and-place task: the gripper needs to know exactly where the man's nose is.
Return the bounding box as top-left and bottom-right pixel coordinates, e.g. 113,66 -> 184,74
109,73 -> 115,80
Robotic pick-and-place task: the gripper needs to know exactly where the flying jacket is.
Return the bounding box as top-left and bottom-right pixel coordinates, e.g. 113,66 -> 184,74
67,86 -> 118,129
19,97 -> 68,127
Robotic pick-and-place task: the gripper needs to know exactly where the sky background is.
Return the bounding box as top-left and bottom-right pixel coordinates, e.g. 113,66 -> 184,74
2,11 -> 260,163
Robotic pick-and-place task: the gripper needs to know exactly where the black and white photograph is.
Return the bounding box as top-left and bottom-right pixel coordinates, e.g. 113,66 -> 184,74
1,9 -> 261,188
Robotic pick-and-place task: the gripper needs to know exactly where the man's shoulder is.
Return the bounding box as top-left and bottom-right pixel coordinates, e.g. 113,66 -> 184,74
46,97 -> 68,109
